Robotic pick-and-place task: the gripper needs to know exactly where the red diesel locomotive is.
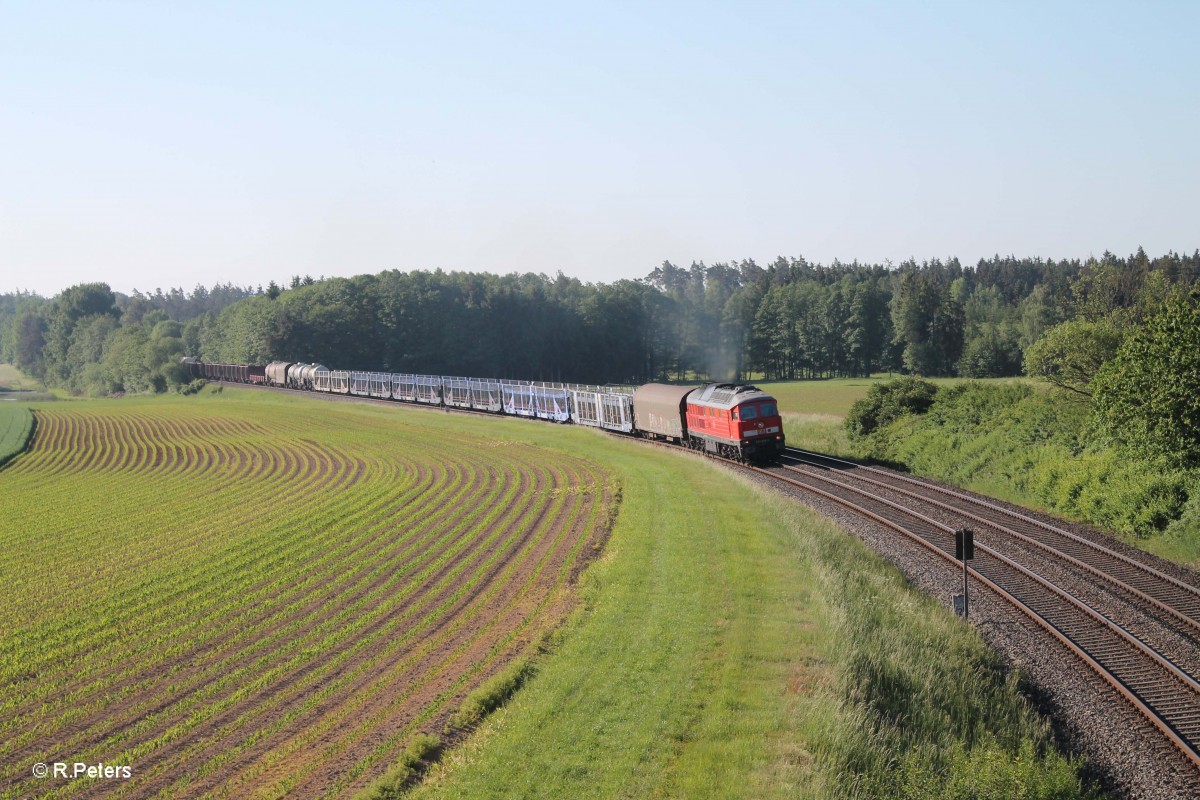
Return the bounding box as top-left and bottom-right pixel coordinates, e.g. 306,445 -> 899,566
631,382 -> 785,462
684,383 -> 785,461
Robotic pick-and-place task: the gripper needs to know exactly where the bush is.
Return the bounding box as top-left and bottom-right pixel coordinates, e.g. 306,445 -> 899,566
861,381 -> 1196,539
845,377 -> 938,440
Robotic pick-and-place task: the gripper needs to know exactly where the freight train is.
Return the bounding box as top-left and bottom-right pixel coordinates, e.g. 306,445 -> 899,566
183,359 -> 786,462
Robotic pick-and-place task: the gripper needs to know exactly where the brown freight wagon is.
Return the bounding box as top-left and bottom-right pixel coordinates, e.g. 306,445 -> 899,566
631,383 -> 697,442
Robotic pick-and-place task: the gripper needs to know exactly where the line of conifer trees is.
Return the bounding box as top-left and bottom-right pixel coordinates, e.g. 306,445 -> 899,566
2,248 -> 1197,395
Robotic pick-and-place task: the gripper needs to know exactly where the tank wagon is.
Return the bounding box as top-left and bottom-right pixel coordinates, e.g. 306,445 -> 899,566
287,363 -> 325,390
190,362 -> 784,462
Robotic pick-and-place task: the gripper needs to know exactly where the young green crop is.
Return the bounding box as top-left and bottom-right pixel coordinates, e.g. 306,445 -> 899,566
0,393 -> 612,799
0,405 -> 34,468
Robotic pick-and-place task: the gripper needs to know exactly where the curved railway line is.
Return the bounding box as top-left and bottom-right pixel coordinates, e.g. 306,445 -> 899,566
222,381 -> 1200,792
757,446 -> 1200,791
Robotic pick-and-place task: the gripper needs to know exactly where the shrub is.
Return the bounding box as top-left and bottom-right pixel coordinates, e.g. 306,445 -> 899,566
845,377 -> 938,440
865,381 -> 1196,539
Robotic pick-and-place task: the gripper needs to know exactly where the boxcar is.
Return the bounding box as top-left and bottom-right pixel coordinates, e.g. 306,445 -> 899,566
631,384 -> 696,441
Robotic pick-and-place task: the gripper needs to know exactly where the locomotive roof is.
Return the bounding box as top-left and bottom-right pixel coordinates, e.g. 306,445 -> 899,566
687,382 -> 777,411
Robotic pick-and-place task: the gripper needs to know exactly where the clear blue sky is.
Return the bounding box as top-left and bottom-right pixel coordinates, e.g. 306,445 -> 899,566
2,1 -> 1197,297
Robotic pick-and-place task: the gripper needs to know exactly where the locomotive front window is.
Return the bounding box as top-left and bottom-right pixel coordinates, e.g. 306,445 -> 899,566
740,405 -> 758,420
759,402 -> 777,417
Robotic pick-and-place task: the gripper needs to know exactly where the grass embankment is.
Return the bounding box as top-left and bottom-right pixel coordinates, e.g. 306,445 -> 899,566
0,364 -> 55,402
0,405 -> 34,468
390,407 -> 1091,799
763,377 -> 1200,568
0,364 -> 42,391
856,382 -> 1200,568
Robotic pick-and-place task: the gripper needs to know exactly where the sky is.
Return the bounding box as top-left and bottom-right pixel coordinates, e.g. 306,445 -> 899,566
2,0 -> 1198,298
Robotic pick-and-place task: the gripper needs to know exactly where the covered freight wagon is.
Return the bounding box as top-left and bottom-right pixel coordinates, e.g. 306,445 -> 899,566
265,361 -> 293,386
631,384 -> 696,441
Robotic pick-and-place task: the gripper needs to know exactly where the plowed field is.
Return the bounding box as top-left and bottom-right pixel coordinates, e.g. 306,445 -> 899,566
0,396 -> 615,799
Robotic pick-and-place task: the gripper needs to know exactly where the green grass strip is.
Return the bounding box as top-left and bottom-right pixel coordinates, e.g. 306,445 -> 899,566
0,406 -> 34,468
405,430 -> 1094,800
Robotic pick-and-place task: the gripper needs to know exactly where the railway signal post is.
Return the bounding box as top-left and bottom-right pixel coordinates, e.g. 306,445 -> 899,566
954,528 -> 974,619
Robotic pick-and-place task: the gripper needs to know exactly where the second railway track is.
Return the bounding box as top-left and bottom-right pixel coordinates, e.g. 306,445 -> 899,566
748,448 -> 1200,792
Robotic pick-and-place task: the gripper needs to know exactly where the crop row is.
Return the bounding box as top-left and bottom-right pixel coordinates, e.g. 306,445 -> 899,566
0,398 -> 615,799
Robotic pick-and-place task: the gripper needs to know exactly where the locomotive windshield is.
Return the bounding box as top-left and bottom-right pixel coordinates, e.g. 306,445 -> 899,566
740,405 -> 758,420
759,402 -> 777,417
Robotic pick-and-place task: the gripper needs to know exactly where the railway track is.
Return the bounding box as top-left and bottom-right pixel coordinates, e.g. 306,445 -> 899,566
753,447 -> 1200,788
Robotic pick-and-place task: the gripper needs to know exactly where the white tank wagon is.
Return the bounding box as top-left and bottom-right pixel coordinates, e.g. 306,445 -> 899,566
287,363 -> 325,390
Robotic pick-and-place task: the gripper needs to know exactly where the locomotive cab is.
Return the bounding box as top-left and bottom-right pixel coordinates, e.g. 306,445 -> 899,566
730,396 -> 785,460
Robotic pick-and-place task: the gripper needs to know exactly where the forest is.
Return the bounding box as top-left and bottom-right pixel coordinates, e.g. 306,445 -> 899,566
2,247 -> 1199,396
